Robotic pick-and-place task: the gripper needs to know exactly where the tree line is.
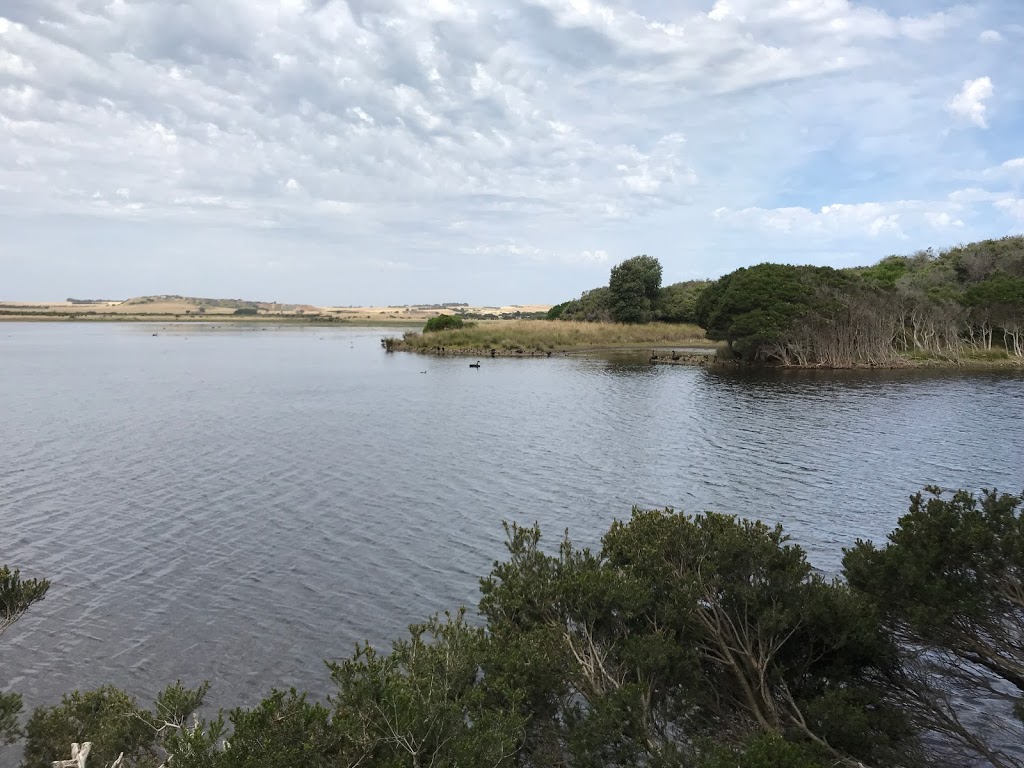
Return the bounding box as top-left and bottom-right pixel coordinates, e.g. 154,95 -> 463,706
3,487 -> 1023,767
547,255 -> 710,326
550,236 -> 1024,366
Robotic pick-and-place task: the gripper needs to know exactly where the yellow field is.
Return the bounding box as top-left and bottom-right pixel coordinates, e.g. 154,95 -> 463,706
0,299 -> 552,323
323,304 -> 552,321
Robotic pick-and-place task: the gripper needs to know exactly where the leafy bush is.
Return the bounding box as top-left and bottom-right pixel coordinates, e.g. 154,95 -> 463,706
423,314 -> 466,333
8,489 -> 1024,767
22,682 -> 210,768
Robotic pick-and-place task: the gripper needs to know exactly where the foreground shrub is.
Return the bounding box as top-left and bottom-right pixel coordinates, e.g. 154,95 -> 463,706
7,490 -> 1024,767
0,566 -> 49,745
22,682 -> 208,768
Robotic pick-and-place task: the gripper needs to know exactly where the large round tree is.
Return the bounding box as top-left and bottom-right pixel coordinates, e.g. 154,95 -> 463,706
609,255 -> 662,324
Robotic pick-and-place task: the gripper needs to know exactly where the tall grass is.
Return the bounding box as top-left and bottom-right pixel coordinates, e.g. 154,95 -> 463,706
394,320 -> 711,352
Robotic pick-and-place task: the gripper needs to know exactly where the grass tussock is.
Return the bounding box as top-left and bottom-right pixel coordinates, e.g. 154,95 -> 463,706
395,320 -> 711,352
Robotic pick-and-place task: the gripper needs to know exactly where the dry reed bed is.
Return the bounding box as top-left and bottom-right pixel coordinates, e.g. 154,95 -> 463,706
393,320 -> 712,353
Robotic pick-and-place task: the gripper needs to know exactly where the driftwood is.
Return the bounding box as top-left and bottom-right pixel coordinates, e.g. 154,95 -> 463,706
51,743 -> 125,768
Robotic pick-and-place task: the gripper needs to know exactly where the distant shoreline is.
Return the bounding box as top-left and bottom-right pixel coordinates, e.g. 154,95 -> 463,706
0,312 -> 423,326
0,297 -> 550,325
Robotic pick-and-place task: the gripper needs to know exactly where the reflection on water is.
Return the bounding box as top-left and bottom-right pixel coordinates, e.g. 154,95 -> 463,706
1,323 -> 1021,719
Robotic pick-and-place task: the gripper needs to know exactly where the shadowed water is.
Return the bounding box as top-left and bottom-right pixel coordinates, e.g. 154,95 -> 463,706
2,323 -> 1022,728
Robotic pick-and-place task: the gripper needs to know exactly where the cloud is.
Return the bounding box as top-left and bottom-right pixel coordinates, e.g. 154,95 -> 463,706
979,29 -> 1003,43
982,157 -> 1024,180
995,199 -> 1024,221
0,1 -> 1021,303
570,249 -> 610,265
714,200 -> 972,240
924,211 -> 964,230
947,76 -> 994,128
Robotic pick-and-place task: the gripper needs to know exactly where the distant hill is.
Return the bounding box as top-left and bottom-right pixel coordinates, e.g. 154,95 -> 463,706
122,295 -> 262,310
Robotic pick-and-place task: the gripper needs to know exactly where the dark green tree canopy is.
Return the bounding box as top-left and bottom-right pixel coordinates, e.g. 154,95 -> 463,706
656,280 -> 710,324
609,255 -> 663,323
692,236 -> 1024,365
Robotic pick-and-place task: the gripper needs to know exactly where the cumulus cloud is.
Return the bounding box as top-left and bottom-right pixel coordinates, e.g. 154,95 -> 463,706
982,157 -> 1024,180
924,211 -> 965,230
714,200 -> 973,240
947,76 -> 995,128
979,29 -> 1003,43
995,199 -> 1024,221
571,250 -> 611,265
0,1 -> 1021,302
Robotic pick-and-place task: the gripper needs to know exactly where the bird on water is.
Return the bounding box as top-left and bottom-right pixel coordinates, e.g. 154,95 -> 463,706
469,361 -> 481,368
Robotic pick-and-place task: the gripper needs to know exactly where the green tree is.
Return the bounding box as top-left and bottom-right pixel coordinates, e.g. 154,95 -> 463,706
694,264 -> 822,362
609,255 -> 663,324
1,566 -> 49,745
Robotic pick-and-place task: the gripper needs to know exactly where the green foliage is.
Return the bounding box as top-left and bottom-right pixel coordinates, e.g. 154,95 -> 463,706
547,262 -> 701,327
691,236 -> 1024,364
963,274 -> 1024,311
855,255 -> 911,287
609,255 -> 663,323
844,488 -> 1023,639
657,280 -> 710,324
844,488 -> 1024,689
423,314 -> 466,333
23,687 -> 158,768
1,566 -> 50,636
1,692 -> 23,746
546,301 -> 573,320
1,565 -> 49,745
843,488 -> 1024,764
694,264 -> 835,362
20,682 -> 210,768
232,307 -> 258,316
479,509 -> 914,767
558,286 -> 613,322
329,609 -> 525,767
10,487 -> 1024,767
175,690 -> 339,768
698,732 -> 828,768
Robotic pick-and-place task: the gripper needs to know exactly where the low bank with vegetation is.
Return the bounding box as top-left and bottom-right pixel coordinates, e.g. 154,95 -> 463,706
546,236 -> 1024,368
384,318 -> 714,355
3,488 -> 1023,767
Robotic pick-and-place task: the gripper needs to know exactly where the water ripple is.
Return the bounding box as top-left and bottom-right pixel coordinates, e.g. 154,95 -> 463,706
1,322 -> 1022,729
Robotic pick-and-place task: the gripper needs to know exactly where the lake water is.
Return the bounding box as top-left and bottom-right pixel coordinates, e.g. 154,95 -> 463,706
2,323 -> 1022,724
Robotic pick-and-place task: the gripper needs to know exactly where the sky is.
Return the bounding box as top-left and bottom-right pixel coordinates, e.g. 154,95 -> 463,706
1,0 -> 1023,305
